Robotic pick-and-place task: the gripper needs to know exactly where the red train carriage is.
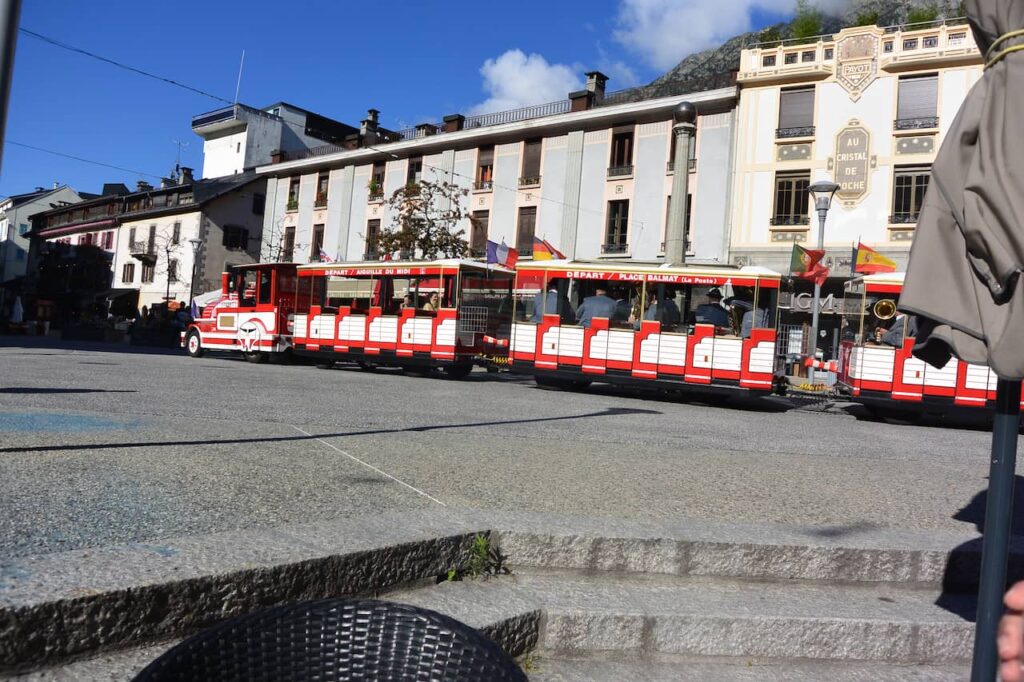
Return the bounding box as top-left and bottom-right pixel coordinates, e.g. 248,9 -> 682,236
837,272 -> 1022,412
182,263 -> 298,362
291,259 -> 514,377
509,260 -> 784,395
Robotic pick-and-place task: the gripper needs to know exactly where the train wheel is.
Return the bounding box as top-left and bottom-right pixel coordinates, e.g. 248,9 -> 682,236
570,379 -> 592,390
186,330 -> 204,358
443,363 -> 472,379
357,360 -> 377,372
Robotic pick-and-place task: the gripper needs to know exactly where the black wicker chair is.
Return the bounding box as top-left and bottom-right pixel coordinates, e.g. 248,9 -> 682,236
132,598 -> 527,682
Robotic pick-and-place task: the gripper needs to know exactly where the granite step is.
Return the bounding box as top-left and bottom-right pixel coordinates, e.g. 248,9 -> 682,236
389,569 -> 975,664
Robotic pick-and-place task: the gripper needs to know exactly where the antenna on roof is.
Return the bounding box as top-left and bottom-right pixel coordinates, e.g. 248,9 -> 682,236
233,49 -> 245,105
172,140 -> 189,181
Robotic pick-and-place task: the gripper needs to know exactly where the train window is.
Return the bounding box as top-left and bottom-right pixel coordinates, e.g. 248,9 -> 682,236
459,271 -> 514,338
277,270 -> 296,300
326,275 -> 375,312
572,280 -> 639,328
513,270 -> 546,322
239,270 -> 258,308
295,276 -> 313,312
639,282 -> 683,332
258,270 -> 272,305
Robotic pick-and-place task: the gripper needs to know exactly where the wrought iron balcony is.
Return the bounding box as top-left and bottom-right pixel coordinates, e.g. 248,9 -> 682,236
601,242 -> 629,254
607,165 -> 634,178
314,193 -> 328,208
518,176 -> 541,187
894,117 -> 939,130
776,126 -> 815,139
889,212 -> 920,224
516,246 -> 533,256
473,180 -> 493,191
368,189 -> 385,202
129,241 -> 157,263
666,159 -> 698,173
286,199 -> 299,212
769,215 -> 811,226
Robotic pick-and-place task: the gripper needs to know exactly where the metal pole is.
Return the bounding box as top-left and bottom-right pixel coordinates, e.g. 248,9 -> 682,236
666,121 -> 694,264
971,378 -> 1022,682
0,0 -> 22,175
808,207 -> 826,384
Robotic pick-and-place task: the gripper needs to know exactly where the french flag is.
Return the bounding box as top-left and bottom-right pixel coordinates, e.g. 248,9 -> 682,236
485,239 -> 518,269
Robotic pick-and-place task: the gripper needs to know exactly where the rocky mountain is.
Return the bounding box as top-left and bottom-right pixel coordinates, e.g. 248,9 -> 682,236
601,0 -> 963,105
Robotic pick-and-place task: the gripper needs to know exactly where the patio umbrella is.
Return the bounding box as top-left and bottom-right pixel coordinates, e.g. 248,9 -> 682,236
898,1 -> 1024,678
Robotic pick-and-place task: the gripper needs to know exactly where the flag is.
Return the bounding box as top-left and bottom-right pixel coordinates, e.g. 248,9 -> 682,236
854,242 -> 897,274
532,236 -> 565,260
486,239 -> 519,269
319,248 -> 334,263
190,299 -> 198,320
790,243 -> 829,286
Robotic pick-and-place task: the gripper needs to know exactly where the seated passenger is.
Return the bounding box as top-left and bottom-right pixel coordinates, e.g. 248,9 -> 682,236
422,292 -> 440,312
400,294 -> 413,310
694,288 -> 729,328
576,287 -> 617,329
612,288 -> 632,324
725,297 -> 768,339
531,287 -> 576,323
644,290 -> 682,328
882,314 -> 917,347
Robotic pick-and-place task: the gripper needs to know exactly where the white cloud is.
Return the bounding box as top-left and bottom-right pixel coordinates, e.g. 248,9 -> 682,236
469,50 -> 583,115
614,0 -> 814,70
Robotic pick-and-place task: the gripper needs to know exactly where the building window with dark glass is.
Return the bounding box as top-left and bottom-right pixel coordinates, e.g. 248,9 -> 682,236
772,172 -> 810,225
762,54 -> 776,67
287,178 -> 300,211
141,263 -> 155,283
252,193 -> 266,214
895,73 -> 938,130
777,87 -> 814,138
406,157 -> 423,185
122,263 -> 135,283
222,225 -> 249,250
516,207 -> 537,256
315,173 -> 329,207
784,52 -> 798,64
470,211 -> 489,258
891,166 -> 930,224
310,224 -> 325,261
364,219 -> 381,259
370,162 -> 386,200
520,139 -> 542,186
168,259 -> 179,283
603,200 -> 629,254
475,146 -> 494,190
172,222 -> 181,245
608,129 -> 634,177
282,226 -> 295,262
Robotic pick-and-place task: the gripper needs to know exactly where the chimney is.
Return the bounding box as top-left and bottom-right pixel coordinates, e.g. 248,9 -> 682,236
585,71 -> 609,103
52,182 -> 59,189
136,180 -> 153,192
180,167 -> 194,184
443,114 -> 465,133
360,109 -> 380,145
415,123 -> 438,137
569,89 -> 591,112
160,177 -> 175,188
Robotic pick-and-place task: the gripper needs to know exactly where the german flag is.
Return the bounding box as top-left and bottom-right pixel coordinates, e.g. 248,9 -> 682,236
854,242 -> 897,274
532,237 -> 566,260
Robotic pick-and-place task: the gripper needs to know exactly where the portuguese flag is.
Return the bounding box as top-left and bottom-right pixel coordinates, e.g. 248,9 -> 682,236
790,243 -> 829,286
854,242 -> 897,274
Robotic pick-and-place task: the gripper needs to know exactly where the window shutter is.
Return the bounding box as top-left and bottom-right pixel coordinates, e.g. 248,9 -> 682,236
778,88 -> 814,129
478,147 -> 494,167
897,75 -> 938,120
522,140 -> 542,178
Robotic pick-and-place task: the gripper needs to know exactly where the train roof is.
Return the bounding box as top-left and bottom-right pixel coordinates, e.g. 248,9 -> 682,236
516,259 -> 783,279
296,258 -> 515,274
847,271 -> 906,287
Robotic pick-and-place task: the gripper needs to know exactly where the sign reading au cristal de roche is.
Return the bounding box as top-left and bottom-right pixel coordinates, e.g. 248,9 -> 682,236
829,119 -> 876,206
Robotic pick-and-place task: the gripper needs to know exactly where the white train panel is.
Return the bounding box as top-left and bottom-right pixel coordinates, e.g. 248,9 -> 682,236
511,323 -> 537,354
657,335 -> 687,367
369,316 -> 398,343
639,335 -> 661,364
711,338 -> 742,371
606,331 -> 635,363
402,318 -> 433,345
436,319 -> 457,347
293,314 -> 308,338
902,356 -> 927,386
540,327 -> 561,355
748,341 -> 775,374
924,357 -> 958,388
309,315 -> 336,340
558,327 -> 585,358
692,338 -> 714,369
852,347 -> 895,382
337,315 -> 367,342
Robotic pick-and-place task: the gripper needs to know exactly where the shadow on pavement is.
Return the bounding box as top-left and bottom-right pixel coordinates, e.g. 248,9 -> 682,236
0,387 -> 137,394
936,475 -> 1024,622
0,335 -> 184,357
0,406 -> 661,454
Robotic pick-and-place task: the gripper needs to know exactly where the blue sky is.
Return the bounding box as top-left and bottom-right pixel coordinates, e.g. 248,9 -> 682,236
0,0 -> 795,199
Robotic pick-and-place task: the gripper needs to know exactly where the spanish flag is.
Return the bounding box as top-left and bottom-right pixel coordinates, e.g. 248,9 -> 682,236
532,236 -> 566,260
854,242 -> 897,274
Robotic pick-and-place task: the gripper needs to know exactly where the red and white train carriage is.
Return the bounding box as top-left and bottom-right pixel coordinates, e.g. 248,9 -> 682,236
837,272 -> 1021,411
290,259 -> 514,376
510,260 -> 784,395
182,263 -> 298,362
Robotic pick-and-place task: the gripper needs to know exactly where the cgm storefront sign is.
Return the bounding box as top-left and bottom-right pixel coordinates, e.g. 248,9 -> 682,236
829,120 -> 876,207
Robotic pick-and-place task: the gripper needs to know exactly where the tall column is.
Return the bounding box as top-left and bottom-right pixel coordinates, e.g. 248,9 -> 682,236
0,0 -> 21,175
665,102 -> 696,264
560,131 -> 585,259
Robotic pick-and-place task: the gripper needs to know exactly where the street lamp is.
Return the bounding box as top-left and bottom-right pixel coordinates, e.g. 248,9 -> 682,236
187,237 -> 202,310
806,180 -> 839,383
665,101 -> 696,264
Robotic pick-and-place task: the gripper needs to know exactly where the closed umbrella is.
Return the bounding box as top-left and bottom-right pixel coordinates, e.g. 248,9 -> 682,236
898,1 -> 1024,678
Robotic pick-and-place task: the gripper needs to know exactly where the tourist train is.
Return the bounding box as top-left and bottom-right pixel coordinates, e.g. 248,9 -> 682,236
182,260 -> 1007,414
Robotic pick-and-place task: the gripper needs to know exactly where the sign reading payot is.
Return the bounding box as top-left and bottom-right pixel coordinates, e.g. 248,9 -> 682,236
830,120 -> 875,206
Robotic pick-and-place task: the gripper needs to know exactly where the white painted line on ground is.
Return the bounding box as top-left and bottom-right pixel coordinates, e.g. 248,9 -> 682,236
291,424 -> 446,506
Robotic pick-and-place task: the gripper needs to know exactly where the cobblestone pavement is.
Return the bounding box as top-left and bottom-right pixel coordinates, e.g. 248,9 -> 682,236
0,336 -> 1017,558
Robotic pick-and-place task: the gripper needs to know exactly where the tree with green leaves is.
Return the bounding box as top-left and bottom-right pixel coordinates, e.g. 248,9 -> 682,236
906,3 -> 940,25
790,0 -> 823,41
367,178 -> 472,260
853,9 -> 880,26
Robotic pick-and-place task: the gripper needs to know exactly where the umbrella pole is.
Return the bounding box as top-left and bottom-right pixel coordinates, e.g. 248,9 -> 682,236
971,378 -> 1022,682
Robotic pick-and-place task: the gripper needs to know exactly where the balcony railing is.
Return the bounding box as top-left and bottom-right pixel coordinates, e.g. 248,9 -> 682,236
518,176 -> 541,187
516,246 -> 533,257
889,212 -> 920,224
368,190 -> 385,202
894,117 -> 939,130
601,242 -> 629,254
607,165 -> 633,178
468,247 -> 487,259
286,199 -> 298,212
463,100 -> 571,130
770,215 -> 811,226
473,180 -> 494,191
666,159 -> 698,173
776,126 -> 815,139
659,240 -> 694,253
129,240 -> 155,255
314,193 -> 328,208
191,106 -> 237,128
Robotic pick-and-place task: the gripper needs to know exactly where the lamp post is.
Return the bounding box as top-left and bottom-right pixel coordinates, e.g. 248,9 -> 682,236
187,238 -> 202,309
806,180 -> 839,383
665,101 -> 696,264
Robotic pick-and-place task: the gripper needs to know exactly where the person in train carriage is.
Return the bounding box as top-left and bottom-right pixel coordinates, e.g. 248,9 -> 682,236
725,288 -> 769,339
694,288 -> 729,328
422,292 -> 440,312
881,313 -> 918,347
643,288 -> 682,329
576,286 -> 618,328
612,287 -> 633,324
531,285 -> 576,324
